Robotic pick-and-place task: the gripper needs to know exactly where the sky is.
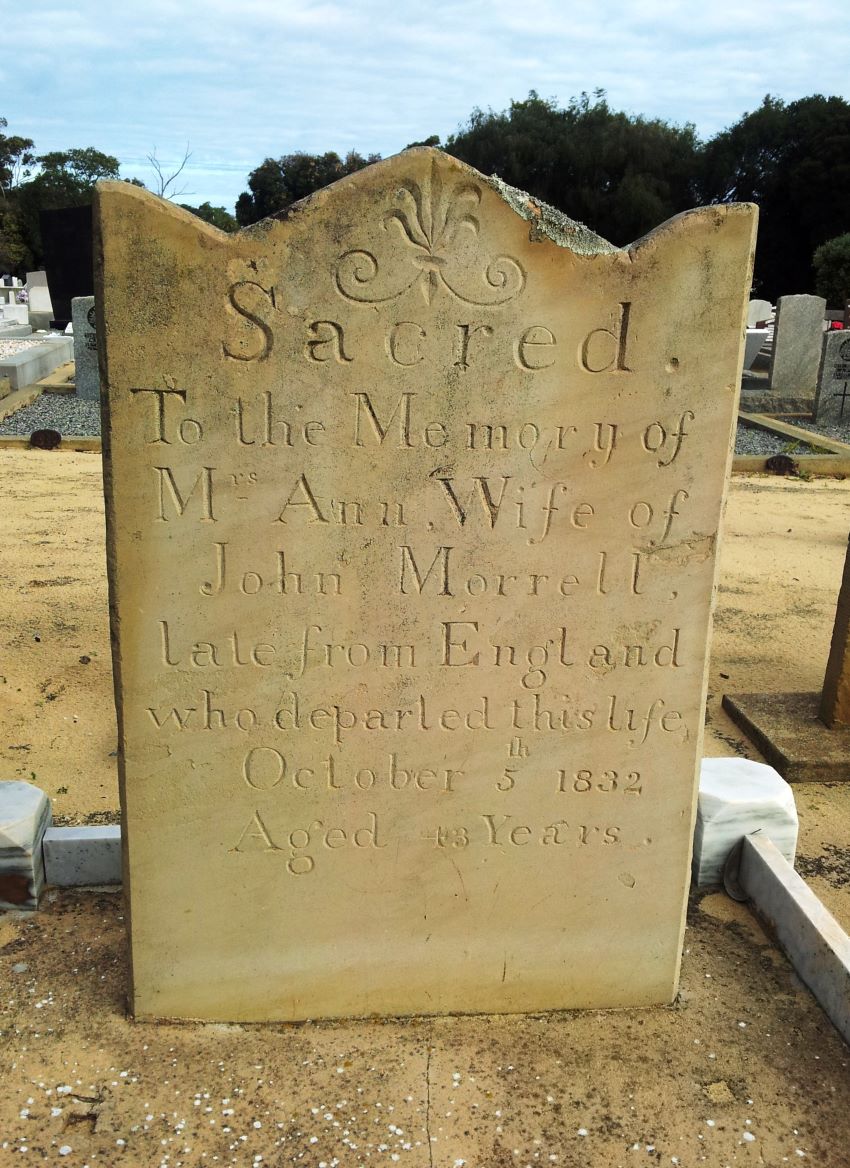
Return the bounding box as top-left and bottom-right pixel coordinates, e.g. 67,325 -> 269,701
2,0 -> 849,214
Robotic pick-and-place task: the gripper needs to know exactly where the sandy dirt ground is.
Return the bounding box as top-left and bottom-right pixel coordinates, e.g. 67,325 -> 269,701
2,450 -> 850,1167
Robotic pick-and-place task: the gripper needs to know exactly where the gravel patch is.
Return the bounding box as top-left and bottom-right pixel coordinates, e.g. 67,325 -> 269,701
735,420 -> 831,457
0,394 -> 101,437
0,337 -> 56,358
792,417 -> 850,445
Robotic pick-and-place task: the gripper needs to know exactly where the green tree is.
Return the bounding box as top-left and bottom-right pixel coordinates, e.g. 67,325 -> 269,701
12,147 -> 122,269
699,95 -> 850,299
0,117 -> 35,199
0,203 -> 28,271
445,90 -> 700,246
405,135 -> 441,150
0,118 -> 37,271
813,233 -> 850,306
26,147 -> 121,202
180,201 -> 238,232
236,150 -> 381,225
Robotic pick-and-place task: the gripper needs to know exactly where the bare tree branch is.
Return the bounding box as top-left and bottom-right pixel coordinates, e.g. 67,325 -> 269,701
146,143 -> 193,199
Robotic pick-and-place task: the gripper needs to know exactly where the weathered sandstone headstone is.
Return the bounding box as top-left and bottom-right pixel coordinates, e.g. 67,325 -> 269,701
768,293 -> 826,398
814,331 -> 850,424
71,296 -> 100,400
95,150 -> 756,1022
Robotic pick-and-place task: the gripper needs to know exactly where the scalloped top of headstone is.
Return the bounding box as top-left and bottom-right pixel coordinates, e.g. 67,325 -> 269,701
97,146 -> 752,259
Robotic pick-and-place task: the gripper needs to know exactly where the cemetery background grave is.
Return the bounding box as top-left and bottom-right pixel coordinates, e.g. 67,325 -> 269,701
0,335 -> 74,390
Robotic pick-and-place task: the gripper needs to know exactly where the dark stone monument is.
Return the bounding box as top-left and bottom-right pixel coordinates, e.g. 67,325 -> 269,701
39,205 -> 94,329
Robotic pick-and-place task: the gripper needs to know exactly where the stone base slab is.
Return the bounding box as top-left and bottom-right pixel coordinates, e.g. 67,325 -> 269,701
722,691 -> 850,782
0,304 -> 29,324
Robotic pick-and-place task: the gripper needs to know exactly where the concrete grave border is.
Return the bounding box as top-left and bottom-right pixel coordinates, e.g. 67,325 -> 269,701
0,434 -> 101,451
0,383 -> 41,422
0,336 -> 73,390
38,361 -> 76,394
738,411 -> 850,457
736,834 -> 850,1048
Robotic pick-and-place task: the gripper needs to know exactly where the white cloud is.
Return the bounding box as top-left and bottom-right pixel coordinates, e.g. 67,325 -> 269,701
1,0 -> 848,210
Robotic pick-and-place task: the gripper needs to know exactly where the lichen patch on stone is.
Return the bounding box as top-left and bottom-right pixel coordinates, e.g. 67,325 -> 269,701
485,175 -> 619,254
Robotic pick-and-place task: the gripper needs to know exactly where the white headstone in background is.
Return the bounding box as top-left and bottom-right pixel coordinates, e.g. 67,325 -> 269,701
26,271 -> 53,316
747,299 -> 773,327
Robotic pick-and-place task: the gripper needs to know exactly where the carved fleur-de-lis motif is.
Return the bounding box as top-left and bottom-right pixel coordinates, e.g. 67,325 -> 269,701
334,159 -> 526,308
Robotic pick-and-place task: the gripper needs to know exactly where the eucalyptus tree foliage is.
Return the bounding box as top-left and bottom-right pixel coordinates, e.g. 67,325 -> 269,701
445,90 -> 700,248
700,95 -> 850,299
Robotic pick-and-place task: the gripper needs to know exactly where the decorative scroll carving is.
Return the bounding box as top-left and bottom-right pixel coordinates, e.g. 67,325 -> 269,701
335,159 -> 526,307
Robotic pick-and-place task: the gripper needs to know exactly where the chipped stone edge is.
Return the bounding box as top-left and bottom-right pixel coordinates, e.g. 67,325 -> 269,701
739,833 -> 850,1046
482,174 -> 618,253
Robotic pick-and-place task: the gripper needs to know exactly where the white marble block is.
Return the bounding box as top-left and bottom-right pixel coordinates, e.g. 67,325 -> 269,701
43,825 -> 121,886
0,781 -> 52,910
692,758 -> 798,887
